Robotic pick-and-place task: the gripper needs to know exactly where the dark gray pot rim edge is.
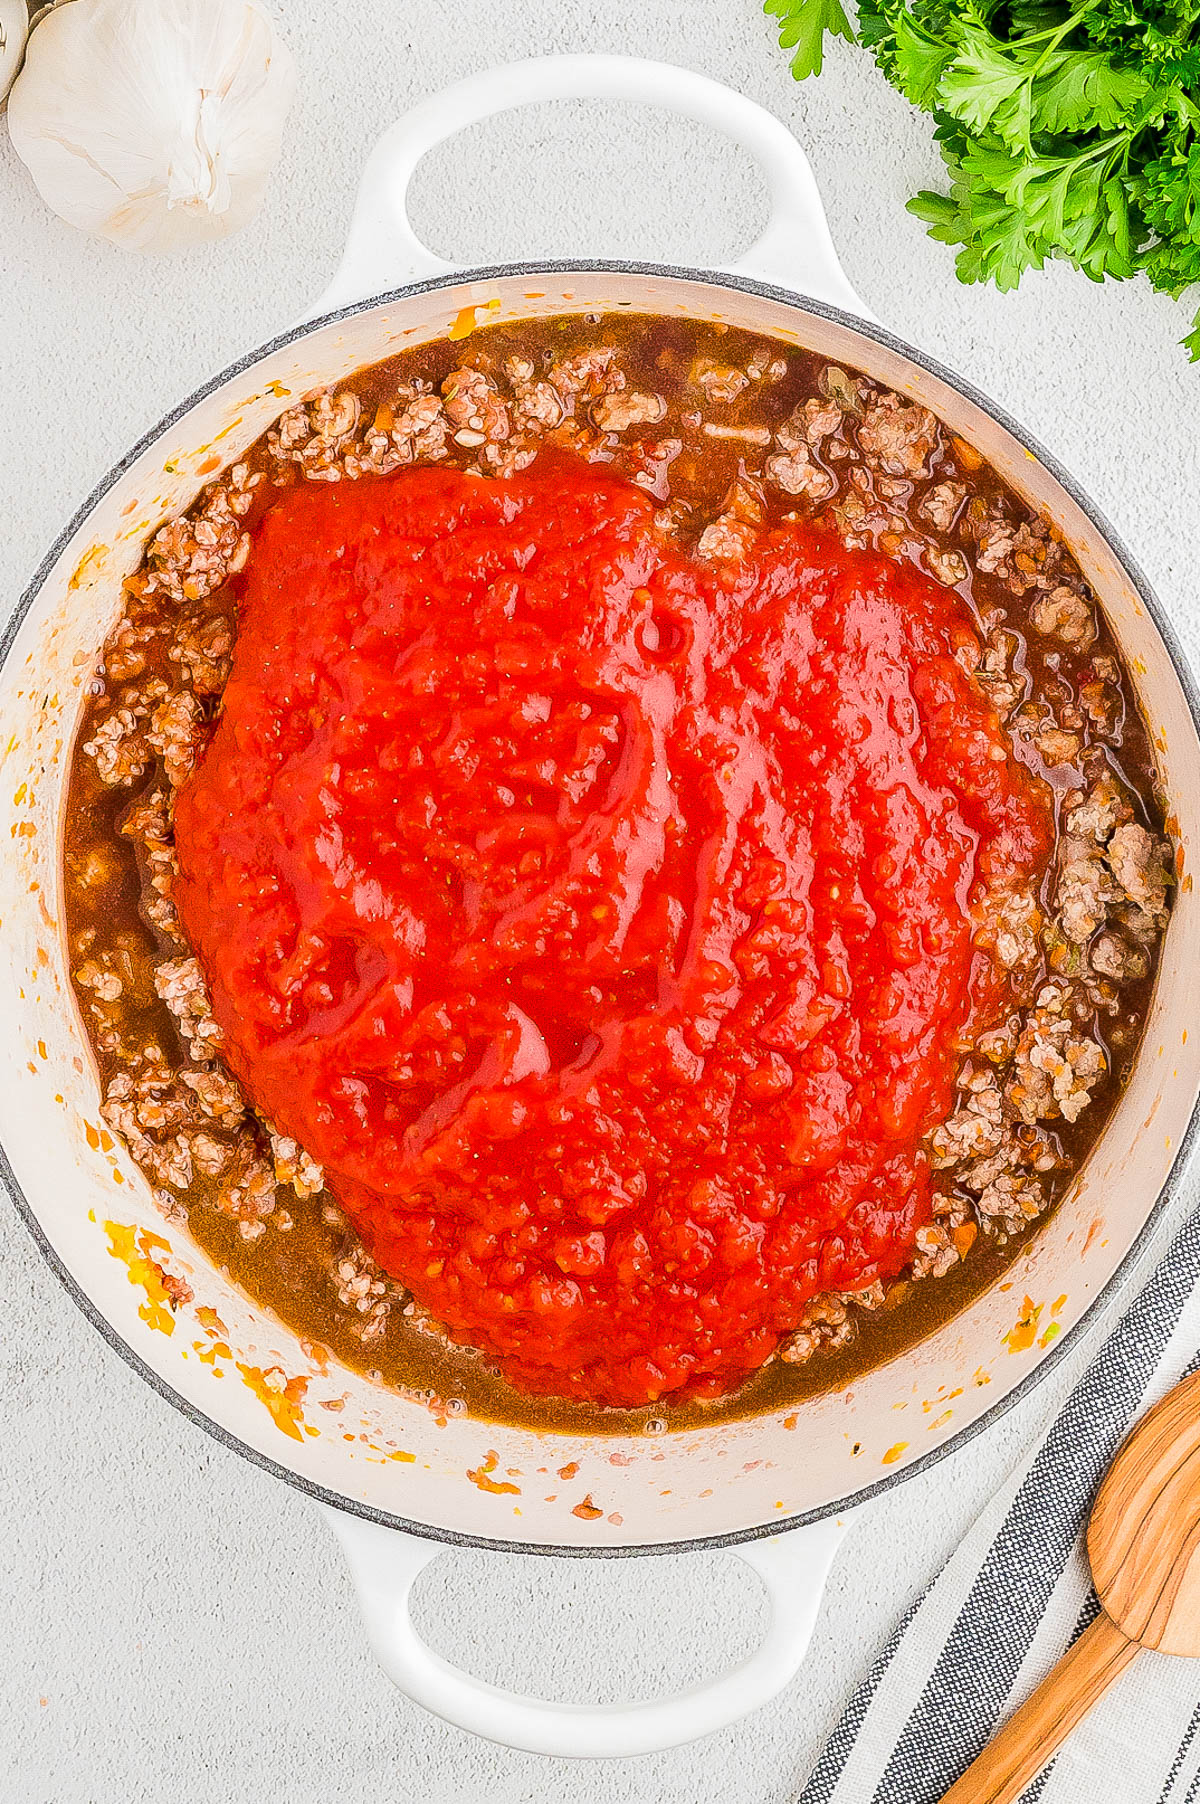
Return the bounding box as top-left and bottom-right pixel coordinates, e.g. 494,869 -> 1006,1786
4,258 -> 1199,1560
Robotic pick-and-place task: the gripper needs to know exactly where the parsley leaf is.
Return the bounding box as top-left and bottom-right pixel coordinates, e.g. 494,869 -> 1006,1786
909,181 -> 1050,287
1183,304 -> 1200,359
938,25 -> 1036,142
764,0 -> 1200,360
1059,173 -> 1140,278
1034,49 -> 1153,133
765,0 -> 856,80
938,28 -> 1154,149
887,13 -> 956,105
1137,131 -> 1200,248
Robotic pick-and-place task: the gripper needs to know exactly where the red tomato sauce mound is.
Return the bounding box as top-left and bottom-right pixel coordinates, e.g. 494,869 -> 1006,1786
173,456 -> 1052,1408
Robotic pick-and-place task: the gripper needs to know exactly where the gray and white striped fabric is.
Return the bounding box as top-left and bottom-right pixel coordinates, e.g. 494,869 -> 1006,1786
800,1205 -> 1200,1804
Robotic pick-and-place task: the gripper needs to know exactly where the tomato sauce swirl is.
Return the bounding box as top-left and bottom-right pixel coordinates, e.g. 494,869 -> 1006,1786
174,456 -> 1052,1405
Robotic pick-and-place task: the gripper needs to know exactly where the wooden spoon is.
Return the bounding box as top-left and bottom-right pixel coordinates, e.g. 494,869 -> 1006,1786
941,1366 -> 1200,1804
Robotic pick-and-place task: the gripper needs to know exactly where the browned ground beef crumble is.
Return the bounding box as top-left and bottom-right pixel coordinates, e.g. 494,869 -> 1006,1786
64,313 -> 1173,1430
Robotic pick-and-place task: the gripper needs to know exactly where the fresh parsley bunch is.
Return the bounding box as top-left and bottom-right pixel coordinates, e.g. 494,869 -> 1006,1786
765,0 -> 1200,355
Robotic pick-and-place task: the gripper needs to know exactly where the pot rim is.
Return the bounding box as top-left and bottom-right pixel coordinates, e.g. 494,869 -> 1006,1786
5,257 -> 1199,1558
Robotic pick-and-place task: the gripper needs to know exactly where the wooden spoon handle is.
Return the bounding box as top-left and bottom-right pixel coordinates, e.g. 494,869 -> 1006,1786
939,1610 -> 1140,1804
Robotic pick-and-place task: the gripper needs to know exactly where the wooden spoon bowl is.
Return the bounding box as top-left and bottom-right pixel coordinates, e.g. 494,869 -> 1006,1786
942,1367 -> 1200,1803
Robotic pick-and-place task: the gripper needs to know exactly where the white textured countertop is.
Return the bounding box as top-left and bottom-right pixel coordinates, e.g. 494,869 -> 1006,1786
3,4 -> 1199,1800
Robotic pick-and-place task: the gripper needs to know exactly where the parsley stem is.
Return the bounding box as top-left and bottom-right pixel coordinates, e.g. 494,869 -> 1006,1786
1006,0 -> 1103,47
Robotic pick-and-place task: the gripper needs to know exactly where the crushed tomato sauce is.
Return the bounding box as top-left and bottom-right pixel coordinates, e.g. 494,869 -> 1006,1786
173,455 -> 1053,1407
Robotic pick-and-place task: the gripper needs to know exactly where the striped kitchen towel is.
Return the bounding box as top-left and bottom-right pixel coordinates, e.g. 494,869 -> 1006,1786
800,1203 -> 1200,1804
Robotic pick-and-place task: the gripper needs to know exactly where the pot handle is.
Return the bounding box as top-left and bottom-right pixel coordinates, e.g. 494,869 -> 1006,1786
305,55 -> 871,322
319,1503 -> 847,1758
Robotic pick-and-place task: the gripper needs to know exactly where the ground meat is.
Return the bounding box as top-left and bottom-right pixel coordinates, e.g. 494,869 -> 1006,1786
102,1052 -> 263,1207
104,615 -> 150,683
1007,992 -> 1107,1125
696,516 -> 758,562
169,609 -> 234,694
702,424 -> 773,447
767,445 -> 836,500
146,691 -> 205,789
506,357 -> 566,432
972,631 -> 1026,719
180,1065 -> 245,1125
1056,836 -> 1115,944
910,1219 -> 964,1280
216,1142 -> 278,1232
1066,772 -> 1131,841
269,1131 -> 325,1199
442,368 -> 510,442
766,406 -> 837,498
963,1144 -> 1053,1236
1049,773 -> 1173,971
548,345 -> 620,394
857,394 -> 941,478
153,955 -> 223,1060
143,483 -> 252,599
591,389 -> 667,432
1090,930 -> 1149,983
779,1292 -> 855,1363
1107,822 -> 1171,918
692,358 -> 750,404
75,958 -> 123,1002
974,517 -> 1017,577
310,390 -> 360,444
800,397 -> 842,445
919,481 -> 966,533
926,545 -> 969,588
929,1098 -> 1005,1166
82,708 -> 151,787
974,885 -> 1044,975
692,479 -> 757,562
1035,726 -> 1083,765
65,315 -> 1172,1425
1031,584 -> 1096,648
330,1237 -> 403,1345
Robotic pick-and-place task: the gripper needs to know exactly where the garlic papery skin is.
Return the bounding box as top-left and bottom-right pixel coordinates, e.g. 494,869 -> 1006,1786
6,0 -> 297,253
0,0 -> 30,106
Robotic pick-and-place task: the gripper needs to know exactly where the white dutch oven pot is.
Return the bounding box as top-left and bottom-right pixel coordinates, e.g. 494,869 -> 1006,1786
3,56 -> 1199,1762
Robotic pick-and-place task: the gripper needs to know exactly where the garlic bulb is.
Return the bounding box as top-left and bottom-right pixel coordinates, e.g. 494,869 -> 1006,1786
7,0 -> 297,253
0,0 -> 30,106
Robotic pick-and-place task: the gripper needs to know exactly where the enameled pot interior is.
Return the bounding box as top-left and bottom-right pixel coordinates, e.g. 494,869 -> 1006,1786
3,265 -> 1199,1552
